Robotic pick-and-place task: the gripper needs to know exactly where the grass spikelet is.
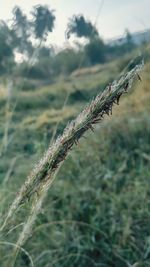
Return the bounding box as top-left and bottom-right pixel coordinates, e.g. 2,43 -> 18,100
0,59 -> 144,233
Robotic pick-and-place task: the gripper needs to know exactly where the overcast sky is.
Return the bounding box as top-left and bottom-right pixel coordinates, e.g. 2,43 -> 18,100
1,0 -> 150,46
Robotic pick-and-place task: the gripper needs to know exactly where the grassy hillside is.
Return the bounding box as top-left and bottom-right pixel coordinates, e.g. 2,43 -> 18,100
0,52 -> 150,267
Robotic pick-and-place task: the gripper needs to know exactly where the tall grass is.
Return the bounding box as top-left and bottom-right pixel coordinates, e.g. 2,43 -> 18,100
0,59 -> 143,266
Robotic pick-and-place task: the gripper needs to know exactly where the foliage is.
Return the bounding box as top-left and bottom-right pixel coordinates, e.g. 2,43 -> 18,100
66,14 -> 99,40
12,6 -> 33,55
52,48 -> 85,75
31,5 -> 55,41
125,28 -> 135,50
0,21 -> 15,73
36,46 -> 54,59
85,37 -> 106,64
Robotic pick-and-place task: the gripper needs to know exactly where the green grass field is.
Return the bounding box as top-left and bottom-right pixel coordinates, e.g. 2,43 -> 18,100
0,51 -> 150,267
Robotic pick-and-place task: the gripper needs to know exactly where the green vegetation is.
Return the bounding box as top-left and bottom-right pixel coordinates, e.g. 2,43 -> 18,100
0,45 -> 149,266
0,4 -> 150,266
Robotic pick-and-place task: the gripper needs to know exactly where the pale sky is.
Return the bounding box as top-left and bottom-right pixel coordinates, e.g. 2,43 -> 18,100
1,0 -> 150,46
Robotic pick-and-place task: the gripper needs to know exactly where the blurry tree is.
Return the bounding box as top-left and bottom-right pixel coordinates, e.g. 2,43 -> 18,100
106,29 -> 136,61
85,37 -> 106,64
11,5 -> 56,59
12,6 -> 32,55
66,14 -> 107,65
0,21 -> 15,73
31,5 -> 55,43
36,46 -> 55,60
34,45 -> 55,78
125,28 -> 135,50
9,5 -> 56,76
66,15 -> 98,40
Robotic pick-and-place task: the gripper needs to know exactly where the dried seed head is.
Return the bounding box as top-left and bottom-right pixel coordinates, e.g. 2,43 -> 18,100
1,59 -> 143,233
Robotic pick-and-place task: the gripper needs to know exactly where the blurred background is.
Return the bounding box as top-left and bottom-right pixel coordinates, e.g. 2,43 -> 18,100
0,1 -> 150,266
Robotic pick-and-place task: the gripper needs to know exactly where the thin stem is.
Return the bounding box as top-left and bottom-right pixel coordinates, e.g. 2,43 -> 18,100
7,172 -> 58,267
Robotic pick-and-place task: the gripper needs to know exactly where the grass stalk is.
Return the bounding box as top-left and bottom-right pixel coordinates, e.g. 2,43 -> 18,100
0,59 -> 143,233
6,172 -> 58,267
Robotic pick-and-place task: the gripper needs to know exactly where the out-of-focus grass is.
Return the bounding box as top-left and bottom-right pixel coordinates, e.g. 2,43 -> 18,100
0,50 -> 149,267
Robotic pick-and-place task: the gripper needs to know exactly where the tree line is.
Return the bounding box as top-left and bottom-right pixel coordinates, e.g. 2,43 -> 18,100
0,5 -> 136,78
